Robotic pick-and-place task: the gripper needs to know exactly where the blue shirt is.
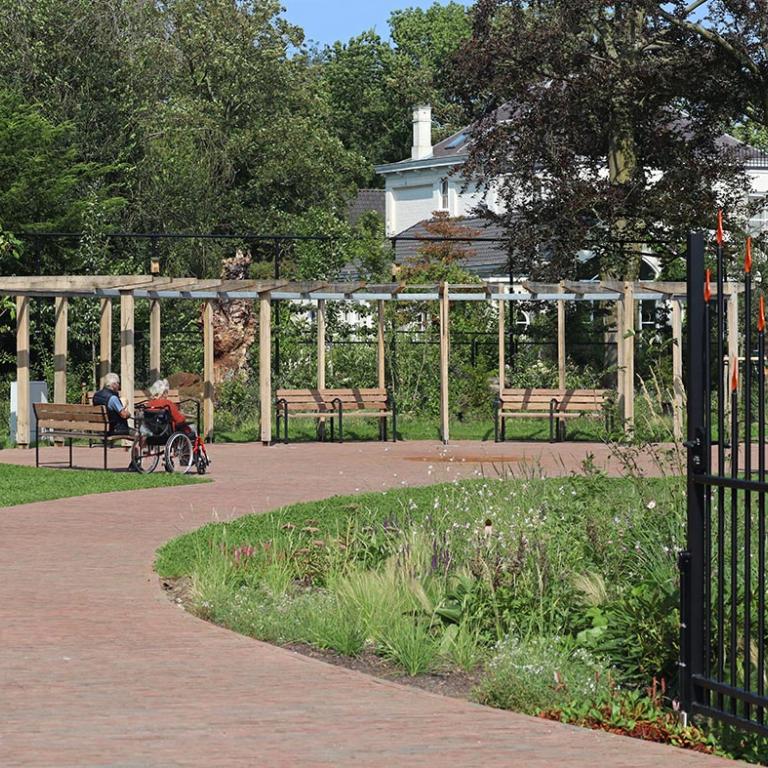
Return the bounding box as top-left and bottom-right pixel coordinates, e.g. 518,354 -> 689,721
107,394 -> 124,413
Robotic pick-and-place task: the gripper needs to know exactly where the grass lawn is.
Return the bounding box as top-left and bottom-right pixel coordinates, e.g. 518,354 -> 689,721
0,463 -> 204,508
215,413 -> 618,444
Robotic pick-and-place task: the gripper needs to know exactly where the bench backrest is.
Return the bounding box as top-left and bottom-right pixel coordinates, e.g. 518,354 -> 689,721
34,403 -> 109,434
276,388 -> 388,412
83,389 -> 181,405
500,388 -> 610,412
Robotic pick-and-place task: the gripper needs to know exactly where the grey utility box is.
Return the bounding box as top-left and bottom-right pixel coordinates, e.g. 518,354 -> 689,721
9,381 -> 49,444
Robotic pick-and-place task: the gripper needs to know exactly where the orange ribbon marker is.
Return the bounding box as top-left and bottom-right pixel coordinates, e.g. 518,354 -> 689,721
704,268 -> 712,302
760,295 -> 766,334
716,209 -> 724,246
746,236 -> 753,274
732,357 -> 739,392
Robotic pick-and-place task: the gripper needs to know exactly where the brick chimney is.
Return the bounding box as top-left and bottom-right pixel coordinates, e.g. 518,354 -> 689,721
411,104 -> 432,160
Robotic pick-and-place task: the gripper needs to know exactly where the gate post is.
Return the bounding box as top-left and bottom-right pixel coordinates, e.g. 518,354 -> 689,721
682,230 -> 708,716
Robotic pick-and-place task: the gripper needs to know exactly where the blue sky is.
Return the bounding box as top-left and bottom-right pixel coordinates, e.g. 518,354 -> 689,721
282,1 -> 466,47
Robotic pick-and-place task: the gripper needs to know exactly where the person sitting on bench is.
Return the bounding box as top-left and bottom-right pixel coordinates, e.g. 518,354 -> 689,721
92,372 -> 132,435
145,378 -> 193,435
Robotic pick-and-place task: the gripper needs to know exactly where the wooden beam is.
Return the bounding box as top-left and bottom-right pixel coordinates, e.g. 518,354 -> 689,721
498,284 -> 505,390
120,293 -> 135,415
317,299 -> 326,389
377,300 -> 386,389
54,296 -> 68,403
616,294 -> 625,410
202,300 -> 214,440
99,298 -> 112,388
623,281 -> 635,427
671,299 -> 684,441
149,299 -> 161,383
557,281 -> 566,390
15,296 -> 30,447
439,282 -> 450,444
728,289 -> 739,406
259,294 -> 272,445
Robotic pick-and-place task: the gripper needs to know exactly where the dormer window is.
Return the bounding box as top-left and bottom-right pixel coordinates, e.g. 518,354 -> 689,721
440,178 -> 449,211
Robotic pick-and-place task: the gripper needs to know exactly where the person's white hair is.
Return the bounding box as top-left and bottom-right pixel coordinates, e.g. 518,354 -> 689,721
104,372 -> 120,389
149,378 -> 170,398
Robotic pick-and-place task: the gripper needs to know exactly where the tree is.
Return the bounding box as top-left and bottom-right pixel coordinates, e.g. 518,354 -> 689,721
0,90 -> 123,272
321,2 -> 473,180
660,1 -> 768,130
453,0 -> 754,280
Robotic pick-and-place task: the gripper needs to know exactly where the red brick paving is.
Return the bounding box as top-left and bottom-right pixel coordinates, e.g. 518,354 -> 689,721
0,441 -> 738,767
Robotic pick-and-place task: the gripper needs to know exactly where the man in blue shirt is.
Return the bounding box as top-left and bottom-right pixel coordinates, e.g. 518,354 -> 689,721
92,372 -> 132,435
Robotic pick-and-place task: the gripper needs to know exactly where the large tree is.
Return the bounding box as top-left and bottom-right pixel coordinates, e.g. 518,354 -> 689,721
661,1 -> 768,132
453,0 -> 754,280
321,2 -> 473,181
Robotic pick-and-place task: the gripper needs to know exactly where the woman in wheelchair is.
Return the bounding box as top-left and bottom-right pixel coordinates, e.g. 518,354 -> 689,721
144,379 -> 193,435
131,379 -> 210,474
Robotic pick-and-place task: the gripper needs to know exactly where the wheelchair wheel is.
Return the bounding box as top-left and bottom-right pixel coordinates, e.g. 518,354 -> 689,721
194,443 -> 210,475
130,437 -> 160,474
165,431 -> 194,474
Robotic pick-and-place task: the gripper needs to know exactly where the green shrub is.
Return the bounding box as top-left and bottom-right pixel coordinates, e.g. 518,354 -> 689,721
475,635 -> 612,714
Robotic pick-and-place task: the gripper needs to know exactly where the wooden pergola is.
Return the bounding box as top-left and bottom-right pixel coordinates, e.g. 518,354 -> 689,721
2,275 -> 741,447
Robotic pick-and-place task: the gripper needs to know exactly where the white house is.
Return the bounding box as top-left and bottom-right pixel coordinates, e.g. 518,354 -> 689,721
376,104 -> 768,257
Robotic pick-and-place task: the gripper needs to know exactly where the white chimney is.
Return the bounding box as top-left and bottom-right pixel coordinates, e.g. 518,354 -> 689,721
411,104 -> 432,160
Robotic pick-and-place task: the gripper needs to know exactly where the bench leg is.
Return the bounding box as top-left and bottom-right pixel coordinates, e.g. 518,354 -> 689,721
104,438 -> 108,470
35,426 -> 39,467
392,402 -> 397,443
69,438 -> 73,468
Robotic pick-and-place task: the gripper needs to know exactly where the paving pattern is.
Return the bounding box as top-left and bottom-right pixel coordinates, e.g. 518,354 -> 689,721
0,440 -> 738,767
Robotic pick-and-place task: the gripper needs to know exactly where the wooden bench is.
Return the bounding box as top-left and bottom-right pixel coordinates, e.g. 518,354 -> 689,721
275,388 -> 396,443
495,388 -> 612,442
83,388 -> 181,405
33,403 -> 133,469
84,388 -> 200,425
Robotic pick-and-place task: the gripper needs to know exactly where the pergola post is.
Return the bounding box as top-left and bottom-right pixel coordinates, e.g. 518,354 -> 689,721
727,287 -> 739,406
15,296 -> 30,447
616,293 -> 625,409
149,299 -> 161,383
498,284 -> 505,390
622,281 -> 635,427
54,296 -> 68,403
259,293 -> 272,445
439,282 -> 450,444
317,299 -> 326,389
557,281 -> 566,389
377,300 -> 386,389
120,293 -> 135,415
671,299 -> 684,441
202,300 -> 214,440
99,298 -> 112,388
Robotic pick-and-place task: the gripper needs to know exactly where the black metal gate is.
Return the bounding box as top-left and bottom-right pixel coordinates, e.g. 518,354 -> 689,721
682,224 -> 768,734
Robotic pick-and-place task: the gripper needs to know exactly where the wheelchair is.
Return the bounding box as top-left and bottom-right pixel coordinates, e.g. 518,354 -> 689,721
130,402 -> 211,475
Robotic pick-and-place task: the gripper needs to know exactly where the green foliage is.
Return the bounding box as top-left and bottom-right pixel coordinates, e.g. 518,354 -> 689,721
475,636 -> 612,714
320,3 -> 472,180
544,686 -> 721,755
0,90 -> 122,244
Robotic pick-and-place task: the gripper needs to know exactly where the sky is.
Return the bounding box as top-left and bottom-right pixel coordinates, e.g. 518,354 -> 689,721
282,0 -> 465,47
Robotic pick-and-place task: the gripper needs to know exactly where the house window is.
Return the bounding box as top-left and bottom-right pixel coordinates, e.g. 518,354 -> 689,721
440,178 -> 449,211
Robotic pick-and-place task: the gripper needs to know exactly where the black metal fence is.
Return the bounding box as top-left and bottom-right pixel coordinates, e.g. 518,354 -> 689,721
681,228 -> 768,734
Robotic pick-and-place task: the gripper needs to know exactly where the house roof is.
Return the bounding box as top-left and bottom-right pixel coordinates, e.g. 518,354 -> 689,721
376,106 -> 768,175
392,217 -> 511,279
346,188 -> 385,225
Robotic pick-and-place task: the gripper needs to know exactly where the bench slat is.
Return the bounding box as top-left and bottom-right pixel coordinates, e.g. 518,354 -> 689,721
37,421 -> 109,432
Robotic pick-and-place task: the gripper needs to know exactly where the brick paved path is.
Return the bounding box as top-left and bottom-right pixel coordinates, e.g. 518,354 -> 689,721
0,441 -> 737,767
